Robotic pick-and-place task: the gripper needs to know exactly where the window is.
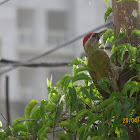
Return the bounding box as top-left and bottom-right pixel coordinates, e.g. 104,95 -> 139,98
18,67 -> 47,101
47,11 -> 68,46
17,9 -> 36,47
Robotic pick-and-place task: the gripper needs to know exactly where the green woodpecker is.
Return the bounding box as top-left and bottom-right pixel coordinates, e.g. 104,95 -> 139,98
83,31 -> 120,97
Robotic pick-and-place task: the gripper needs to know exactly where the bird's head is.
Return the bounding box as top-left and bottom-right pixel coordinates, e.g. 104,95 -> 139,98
83,30 -> 106,55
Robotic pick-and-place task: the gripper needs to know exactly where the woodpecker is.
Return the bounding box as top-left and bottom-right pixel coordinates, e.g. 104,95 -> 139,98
83,30 -> 120,98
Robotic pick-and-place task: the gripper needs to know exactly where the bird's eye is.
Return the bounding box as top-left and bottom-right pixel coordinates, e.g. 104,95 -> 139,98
92,33 -> 98,38
92,33 -> 100,40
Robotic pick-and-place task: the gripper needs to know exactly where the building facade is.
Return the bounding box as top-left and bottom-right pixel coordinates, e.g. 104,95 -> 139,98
0,0 -> 111,124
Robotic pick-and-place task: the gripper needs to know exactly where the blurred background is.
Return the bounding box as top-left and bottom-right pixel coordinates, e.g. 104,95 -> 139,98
0,0 -> 112,125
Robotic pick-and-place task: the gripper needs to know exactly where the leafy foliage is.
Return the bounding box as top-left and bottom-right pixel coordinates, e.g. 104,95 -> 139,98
104,6 -> 112,22
0,1 -> 140,140
1,32 -> 140,138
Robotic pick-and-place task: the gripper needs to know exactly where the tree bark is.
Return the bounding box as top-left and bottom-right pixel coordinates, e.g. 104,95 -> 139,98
112,0 -> 140,46
112,1 -> 140,140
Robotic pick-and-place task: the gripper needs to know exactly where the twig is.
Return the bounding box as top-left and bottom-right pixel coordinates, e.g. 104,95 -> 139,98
1,113 -> 11,127
0,113 -> 20,138
79,98 -> 91,110
59,109 -> 70,121
53,95 -> 65,140
17,119 -> 37,122
48,128 -> 63,133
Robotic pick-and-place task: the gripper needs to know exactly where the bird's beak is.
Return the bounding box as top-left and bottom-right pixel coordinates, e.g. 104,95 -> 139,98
98,30 -> 107,37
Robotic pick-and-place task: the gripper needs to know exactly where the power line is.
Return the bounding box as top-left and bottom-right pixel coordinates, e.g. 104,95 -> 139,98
0,58 -> 70,67
0,45 -> 111,67
0,22 -> 113,76
0,62 -> 70,67
0,0 -> 10,5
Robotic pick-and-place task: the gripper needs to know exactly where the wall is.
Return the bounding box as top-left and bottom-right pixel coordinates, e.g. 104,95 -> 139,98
0,0 -> 111,128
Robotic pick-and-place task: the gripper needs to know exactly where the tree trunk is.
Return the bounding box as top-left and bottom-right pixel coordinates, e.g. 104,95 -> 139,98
112,1 -> 140,140
112,0 -> 140,47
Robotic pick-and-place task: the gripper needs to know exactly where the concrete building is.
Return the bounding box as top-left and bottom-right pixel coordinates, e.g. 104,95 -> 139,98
0,0 -> 112,125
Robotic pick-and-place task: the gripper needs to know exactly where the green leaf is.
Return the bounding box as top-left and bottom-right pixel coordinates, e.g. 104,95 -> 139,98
76,109 -> 90,123
111,44 -> 128,64
64,77 -> 72,91
0,132 -> 8,140
59,121 -> 75,133
117,48 -> 126,66
90,136 -> 102,140
82,56 -> 88,66
55,101 -> 63,123
121,81 -> 139,95
98,80 -> 111,94
25,100 -> 38,119
73,73 -> 91,82
40,100 -> 47,122
112,44 -> 127,54
97,98 -> 114,111
110,50 -> 116,64
120,128 -> 129,140
72,65 -> 77,76
66,94 -> 70,110
57,74 -> 72,90
37,121 -> 52,139
78,124 -> 91,140
69,57 -> 83,66
109,92 -> 123,99
37,125 -> 50,140
56,133 -> 70,140
128,46 -> 139,63
87,114 -> 101,126
76,67 -> 91,74
12,117 -> 25,127
89,0 -> 91,4
49,92 -> 59,104
77,102 -> 86,110
84,79 -> 88,86
104,103 -> 114,121
104,0 -> 108,6
67,118 -> 77,129
112,32 -> 126,45
129,63 -> 140,71
90,84 -> 96,100
104,6 -> 112,22
98,122 -> 104,137
103,29 -> 114,45
80,87 -> 90,99
123,101 -> 130,117
100,77 -> 113,85
47,75 -> 52,87
114,101 -> 122,119
78,124 -> 87,135
69,87 -> 77,113
65,133 -> 74,140
130,86 -> 139,97
0,121 -> 2,127
14,124 -> 27,132
138,71 -> 140,80
121,83 -> 132,95
83,131 -> 92,140
46,103 -> 56,113
31,106 -> 40,119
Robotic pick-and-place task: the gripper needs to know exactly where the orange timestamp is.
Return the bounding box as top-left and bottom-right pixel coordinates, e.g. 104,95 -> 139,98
123,118 -> 139,123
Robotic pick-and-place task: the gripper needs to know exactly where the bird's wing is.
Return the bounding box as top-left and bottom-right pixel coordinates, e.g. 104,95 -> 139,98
88,49 -> 110,82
